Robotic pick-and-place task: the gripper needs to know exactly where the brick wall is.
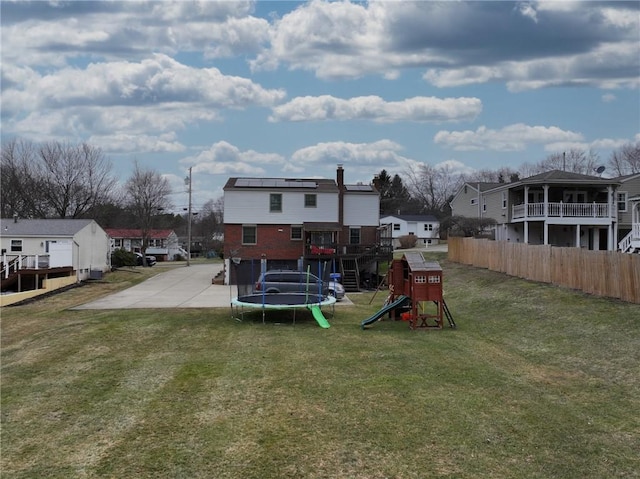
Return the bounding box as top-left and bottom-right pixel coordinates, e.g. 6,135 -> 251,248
224,224 -> 304,260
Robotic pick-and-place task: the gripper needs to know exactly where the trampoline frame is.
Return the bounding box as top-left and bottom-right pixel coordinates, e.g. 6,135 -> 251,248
231,292 -> 336,324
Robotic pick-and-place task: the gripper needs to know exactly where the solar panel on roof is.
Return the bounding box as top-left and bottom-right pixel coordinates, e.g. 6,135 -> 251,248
346,184 -> 373,191
234,178 -> 317,188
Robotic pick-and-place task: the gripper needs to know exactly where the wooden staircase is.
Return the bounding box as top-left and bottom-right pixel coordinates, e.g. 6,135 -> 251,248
340,258 -> 360,292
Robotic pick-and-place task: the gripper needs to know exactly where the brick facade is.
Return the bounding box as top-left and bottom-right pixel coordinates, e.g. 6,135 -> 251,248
224,224 -> 304,260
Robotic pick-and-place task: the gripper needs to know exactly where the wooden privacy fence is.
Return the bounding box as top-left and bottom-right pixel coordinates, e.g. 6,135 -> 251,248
448,237 -> 640,304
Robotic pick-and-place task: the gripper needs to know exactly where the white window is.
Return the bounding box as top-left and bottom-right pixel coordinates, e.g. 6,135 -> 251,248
471,198 -> 477,205
10,239 -> 22,252
304,194 -> 317,208
502,191 -> 507,209
428,275 -> 441,284
242,225 -> 257,244
423,224 -> 433,231
393,223 -> 400,231
617,192 -> 628,212
270,193 -> 282,212
291,226 -> 302,240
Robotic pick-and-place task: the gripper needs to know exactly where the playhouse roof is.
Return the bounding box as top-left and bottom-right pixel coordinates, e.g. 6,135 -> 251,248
401,251 -> 441,272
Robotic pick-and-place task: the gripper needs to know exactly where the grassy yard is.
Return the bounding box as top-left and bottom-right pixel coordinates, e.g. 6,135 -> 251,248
2,254 -> 639,478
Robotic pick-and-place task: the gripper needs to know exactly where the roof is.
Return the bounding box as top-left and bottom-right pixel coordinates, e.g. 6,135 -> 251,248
381,214 -> 439,222
224,177 -> 338,192
105,228 -> 176,239
401,252 -> 442,272
0,218 -> 95,237
521,169 -> 618,184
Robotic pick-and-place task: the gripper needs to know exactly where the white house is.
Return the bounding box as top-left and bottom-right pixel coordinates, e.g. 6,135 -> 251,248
1,218 -> 111,301
380,214 -> 440,248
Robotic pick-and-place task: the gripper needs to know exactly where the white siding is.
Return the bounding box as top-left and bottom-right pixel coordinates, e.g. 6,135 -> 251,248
74,222 -> 111,274
224,190 -> 338,224
344,194 -> 379,226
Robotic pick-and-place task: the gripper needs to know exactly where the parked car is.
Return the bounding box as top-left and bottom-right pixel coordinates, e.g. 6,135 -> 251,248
135,252 -> 156,267
254,269 -> 345,300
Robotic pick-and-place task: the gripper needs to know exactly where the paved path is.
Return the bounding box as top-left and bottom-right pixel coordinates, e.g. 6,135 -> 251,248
74,264 -> 232,309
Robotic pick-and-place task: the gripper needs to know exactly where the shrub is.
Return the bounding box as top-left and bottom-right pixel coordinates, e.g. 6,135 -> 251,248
111,248 -> 136,268
398,234 -> 418,249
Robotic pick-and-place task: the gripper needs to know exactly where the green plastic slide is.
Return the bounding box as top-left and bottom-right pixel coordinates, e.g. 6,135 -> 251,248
308,305 -> 330,328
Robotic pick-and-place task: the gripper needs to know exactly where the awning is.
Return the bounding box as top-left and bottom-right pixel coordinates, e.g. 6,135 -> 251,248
303,222 -> 341,232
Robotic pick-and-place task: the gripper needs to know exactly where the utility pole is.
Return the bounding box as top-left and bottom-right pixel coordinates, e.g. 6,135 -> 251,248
185,167 -> 192,267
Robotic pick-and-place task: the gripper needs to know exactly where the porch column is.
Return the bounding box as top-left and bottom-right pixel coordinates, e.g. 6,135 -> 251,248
576,224 -> 581,248
543,222 -> 549,245
543,185 -> 549,217
524,186 -> 529,218
524,221 -> 529,244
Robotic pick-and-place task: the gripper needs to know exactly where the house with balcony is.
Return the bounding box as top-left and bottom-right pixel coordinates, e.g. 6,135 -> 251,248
105,228 -> 183,261
615,173 -> 640,253
379,214 -> 440,248
450,170 -> 623,251
223,165 -> 392,291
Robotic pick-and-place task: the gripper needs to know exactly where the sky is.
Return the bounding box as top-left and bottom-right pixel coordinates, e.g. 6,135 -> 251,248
1,0 -> 639,213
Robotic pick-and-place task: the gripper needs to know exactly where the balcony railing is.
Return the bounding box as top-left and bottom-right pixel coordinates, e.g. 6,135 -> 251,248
512,202 -> 610,220
2,254 -> 51,279
305,242 -> 393,257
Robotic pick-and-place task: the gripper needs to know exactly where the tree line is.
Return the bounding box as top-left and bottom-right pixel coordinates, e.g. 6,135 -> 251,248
1,138 -> 224,255
2,137 -> 638,242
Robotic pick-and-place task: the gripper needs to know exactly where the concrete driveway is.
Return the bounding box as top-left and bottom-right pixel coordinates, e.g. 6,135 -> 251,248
73,264 -> 232,309
74,244 -> 446,310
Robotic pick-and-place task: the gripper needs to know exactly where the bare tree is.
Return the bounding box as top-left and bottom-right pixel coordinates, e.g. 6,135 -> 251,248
608,142 -> 640,176
404,162 -> 464,214
524,148 -> 600,176
1,138 -> 45,217
1,138 -> 118,219
124,162 -> 173,264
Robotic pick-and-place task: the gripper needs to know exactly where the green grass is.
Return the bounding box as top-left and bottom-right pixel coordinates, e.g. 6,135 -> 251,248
2,253 -> 639,478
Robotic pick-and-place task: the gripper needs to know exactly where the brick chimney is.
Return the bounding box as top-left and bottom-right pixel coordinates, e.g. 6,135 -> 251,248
337,164 -> 345,228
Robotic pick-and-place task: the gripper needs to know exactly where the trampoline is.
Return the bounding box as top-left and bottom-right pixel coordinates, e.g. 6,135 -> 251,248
229,256 -> 339,327
231,293 -> 336,326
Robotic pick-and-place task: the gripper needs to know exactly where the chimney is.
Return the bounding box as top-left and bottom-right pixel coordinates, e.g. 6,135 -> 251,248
336,164 -> 344,188
337,164 -> 345,229
13,213 -> 18,223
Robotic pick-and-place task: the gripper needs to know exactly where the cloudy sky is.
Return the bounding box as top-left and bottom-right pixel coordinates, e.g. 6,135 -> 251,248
1,0 -> 639,212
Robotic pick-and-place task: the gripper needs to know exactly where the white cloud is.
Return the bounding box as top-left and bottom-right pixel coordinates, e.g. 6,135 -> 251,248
269,95 -> 482,123
434,124 -> 584,151
2,55 -> 286,152
182,141 -> 286,177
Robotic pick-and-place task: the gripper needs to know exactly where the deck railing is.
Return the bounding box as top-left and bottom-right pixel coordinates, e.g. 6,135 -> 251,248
512,202 -> 610,219
1,254 -> 51,278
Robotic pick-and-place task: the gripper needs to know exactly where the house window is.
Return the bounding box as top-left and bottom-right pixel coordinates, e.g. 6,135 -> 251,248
471,198 -> 477,205
502,192 -> 507,209
428,275 -> 441,284
483,197 -> 487,212
415,276 -> 426,284
349,227 -> 361,245
242,225 -> 257,245
114,239 -> 122,248
393,223 -> 400,231
291,226 -> 302,240
270,193 -> 282,212
617,192 -> 628,212
10,239 -> 22,252
45,240 -> 57,253
424,224 -> 433,231
304,194 -> 317,207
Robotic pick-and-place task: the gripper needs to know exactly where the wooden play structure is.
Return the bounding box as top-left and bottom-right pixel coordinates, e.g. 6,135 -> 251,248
387,252 -> 455,330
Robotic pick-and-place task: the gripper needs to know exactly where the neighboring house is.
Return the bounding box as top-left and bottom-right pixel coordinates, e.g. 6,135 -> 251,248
223,165 -> 392,290
0,217 -> 111,294
615,173 -> 640,253
105,229 -> 182,261
380,214 -> 440,248
450,170 -> 623,251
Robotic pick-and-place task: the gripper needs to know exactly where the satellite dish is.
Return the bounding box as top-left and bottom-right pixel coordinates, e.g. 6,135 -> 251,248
595,165 -> 606,175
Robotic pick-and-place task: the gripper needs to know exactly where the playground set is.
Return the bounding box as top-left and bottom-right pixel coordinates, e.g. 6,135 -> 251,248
361,252 -> 455,330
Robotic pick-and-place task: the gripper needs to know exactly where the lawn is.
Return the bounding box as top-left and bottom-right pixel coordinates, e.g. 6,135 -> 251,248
2,254 -> 639,478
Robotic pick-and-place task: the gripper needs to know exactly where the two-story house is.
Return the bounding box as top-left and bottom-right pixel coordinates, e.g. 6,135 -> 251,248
616,173 -> 640,253
450,170 -> 622,251
379,214 -> 440,248
223,165 -> 392,290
